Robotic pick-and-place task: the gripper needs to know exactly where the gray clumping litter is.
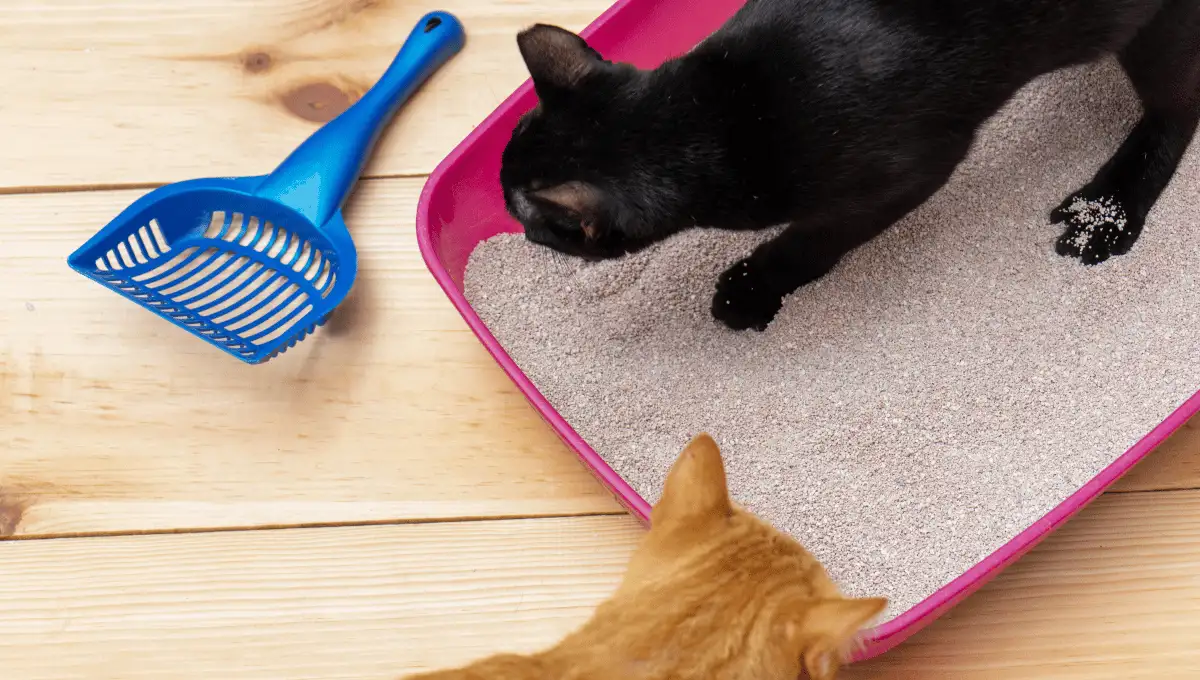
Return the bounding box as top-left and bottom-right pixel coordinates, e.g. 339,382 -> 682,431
463,59 -> 1200,622
1064,196 -> 1129,250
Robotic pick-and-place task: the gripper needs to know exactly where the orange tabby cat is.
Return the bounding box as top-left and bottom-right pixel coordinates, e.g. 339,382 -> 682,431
406,433 -> 886,680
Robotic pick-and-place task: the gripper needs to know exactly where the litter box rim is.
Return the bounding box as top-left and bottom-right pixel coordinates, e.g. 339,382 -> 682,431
414,0 -> 1200,661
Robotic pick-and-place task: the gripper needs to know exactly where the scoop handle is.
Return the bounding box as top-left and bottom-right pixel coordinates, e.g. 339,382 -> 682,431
256,11 -> 466,225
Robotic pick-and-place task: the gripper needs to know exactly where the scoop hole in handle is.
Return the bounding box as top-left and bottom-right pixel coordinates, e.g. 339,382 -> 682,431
424,16 -> 442,32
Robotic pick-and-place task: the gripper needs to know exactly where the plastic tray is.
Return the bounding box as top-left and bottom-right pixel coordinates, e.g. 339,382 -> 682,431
415,0 -> 1200,660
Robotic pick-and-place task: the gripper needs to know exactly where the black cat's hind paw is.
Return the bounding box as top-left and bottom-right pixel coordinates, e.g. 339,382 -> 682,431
1051,193 -> 1144,265
711,259 -> 784,331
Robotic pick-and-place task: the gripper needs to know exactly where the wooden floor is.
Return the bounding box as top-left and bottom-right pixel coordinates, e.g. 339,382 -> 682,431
2,1 -> 1199,678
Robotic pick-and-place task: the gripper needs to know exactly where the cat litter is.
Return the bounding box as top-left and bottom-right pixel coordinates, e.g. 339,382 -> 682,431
416,0 -> 1200,658
459,60 -> 1200,626
1062,196 -> 1129,250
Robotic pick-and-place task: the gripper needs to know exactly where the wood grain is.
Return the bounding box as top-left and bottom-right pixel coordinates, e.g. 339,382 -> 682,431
0,515 -> 645,680
0,179 -> 620,538
3,492 -> 1200,680
0,0 -> 611,192
1,179 -> 1197,537
1111,413 -> 1200,492
4,2 -> 1198,679
843,489 -> 1200,679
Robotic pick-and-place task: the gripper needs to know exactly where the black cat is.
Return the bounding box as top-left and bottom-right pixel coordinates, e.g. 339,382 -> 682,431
499,0 -> 1200,331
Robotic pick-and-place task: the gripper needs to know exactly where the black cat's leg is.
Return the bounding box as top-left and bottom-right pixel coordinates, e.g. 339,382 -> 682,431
710,166 -> 963,331
1053,4 -> 1200,265
711,221 -> 852,331
1052,114 -> 1198,264
710,199 -> 924,331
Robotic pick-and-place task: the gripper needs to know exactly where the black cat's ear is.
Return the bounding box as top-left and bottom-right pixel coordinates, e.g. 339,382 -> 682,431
517,24 -> 601,97
534,181 -> 604,239
533,181 -> 602,217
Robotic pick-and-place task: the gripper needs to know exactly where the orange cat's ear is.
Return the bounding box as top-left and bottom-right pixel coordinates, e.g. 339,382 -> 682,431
651,433 -> 733,527
800,597 -> 888,680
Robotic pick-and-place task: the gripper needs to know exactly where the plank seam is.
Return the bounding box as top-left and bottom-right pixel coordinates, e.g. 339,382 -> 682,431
0,173 -> 430,198
0,510 -> 630,543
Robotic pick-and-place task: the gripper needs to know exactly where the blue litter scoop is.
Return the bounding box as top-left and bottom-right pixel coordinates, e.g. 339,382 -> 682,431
68,11 -> 466,364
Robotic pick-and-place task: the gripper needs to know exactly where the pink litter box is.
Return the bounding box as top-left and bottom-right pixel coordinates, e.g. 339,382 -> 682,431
415,0 -> 1200,661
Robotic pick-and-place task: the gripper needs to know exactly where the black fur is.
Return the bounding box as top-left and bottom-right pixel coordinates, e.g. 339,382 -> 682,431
500,0 -> 1200,330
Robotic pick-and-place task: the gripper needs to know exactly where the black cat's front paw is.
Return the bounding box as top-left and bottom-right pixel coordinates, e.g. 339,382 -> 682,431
1051,193 -> 1144,265
711,259 -> 784,331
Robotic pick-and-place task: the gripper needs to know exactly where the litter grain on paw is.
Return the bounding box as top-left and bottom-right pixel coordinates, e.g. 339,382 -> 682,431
463,60 -> 1200,622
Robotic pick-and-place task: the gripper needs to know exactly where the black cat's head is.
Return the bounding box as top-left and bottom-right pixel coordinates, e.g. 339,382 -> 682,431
500,25 -> 697,260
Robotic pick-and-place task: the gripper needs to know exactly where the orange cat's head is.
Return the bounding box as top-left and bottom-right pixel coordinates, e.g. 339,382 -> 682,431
402,434 -> 885,680
610,433 -> 887,680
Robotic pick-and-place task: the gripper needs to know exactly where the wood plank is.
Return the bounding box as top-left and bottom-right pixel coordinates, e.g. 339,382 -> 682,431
843,489 -> 1200,679
0,516 -> 644,680
1111,412 -> 1200,492
1,178 -> 1197,537
0,0 -> 611,192
3,491 -> 1200,679
0,179 -> 620,538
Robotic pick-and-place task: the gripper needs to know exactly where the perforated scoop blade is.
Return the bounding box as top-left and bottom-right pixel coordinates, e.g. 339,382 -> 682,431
71,179 -> 357,363
68,12 -> 465,364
